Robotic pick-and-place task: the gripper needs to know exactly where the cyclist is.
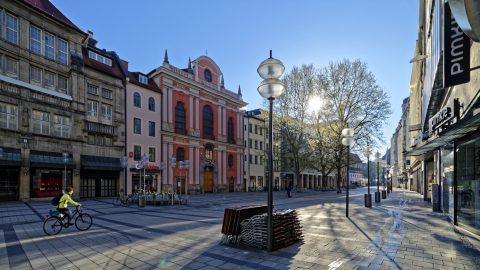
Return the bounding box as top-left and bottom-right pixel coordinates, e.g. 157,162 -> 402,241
57,187 -> 81,226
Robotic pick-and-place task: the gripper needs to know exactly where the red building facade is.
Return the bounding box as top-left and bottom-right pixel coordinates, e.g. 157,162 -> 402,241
149,53 -> 246,193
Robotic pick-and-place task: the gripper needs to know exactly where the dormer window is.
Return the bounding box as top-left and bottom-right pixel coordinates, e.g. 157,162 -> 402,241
88,50 -> 113,66
139,74 -> 148,85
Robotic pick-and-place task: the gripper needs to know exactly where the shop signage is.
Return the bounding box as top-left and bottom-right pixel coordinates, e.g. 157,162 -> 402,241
429,106 -> 454,132
411,132 -> 423,147
444,2 -> 470,88
144,165 -> 159,170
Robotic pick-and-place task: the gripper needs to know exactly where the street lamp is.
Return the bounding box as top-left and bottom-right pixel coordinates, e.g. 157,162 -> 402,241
375,152 -> 381,203
169,157 -> 177,205
62,152 -> 69,191
120,156 -> 128,193
364,145 -> 372,208
381,160 -> 387,199
179,160 -> 190,203
257,50 -> 285,252
159,161 -> 166,194
342,127 -> 355,217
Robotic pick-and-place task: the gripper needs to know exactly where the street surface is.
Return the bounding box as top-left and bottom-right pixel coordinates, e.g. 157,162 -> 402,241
1,188 -> 480,270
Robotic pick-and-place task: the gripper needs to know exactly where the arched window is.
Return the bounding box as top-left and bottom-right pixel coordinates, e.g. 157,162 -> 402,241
176,147 -> 185,162
133,92 -> 141,107
175,102 -> 186,133
202,105 -> 214,140
227,117 -> 234,144
205,143 -> 213,161
148,97 -> 155,111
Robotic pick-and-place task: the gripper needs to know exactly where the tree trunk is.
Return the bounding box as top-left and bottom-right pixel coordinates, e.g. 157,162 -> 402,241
336,166 -> 342,193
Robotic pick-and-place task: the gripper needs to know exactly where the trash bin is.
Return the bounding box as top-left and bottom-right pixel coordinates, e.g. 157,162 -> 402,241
138,195 -> 145,208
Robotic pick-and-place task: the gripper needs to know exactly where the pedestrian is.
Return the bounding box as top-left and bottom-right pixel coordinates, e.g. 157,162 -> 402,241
287,185 -> 292,198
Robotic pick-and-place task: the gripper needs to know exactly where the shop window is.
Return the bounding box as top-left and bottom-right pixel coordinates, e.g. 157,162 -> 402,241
456,137 -> 480,231
31,169 -> 69,198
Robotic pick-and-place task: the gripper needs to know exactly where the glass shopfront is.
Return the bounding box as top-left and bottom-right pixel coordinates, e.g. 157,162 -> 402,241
31,169 -> 71,198
442,146 -> 454,221
132,174 -> 157,193
0,168 -> 19,201
80,176 -> 117,198
456,136 -> 480,233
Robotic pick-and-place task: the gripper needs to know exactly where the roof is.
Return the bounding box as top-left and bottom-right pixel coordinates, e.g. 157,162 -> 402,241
22,0 -> 83,33
128,72 -> 162,94
82,47 -> 124,80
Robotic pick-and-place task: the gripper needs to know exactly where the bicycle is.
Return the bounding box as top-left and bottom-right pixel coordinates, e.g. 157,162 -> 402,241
43,205 -> 93,235
112,193 -> 133,206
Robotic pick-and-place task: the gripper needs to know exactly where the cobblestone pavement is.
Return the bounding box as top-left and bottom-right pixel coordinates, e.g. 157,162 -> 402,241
1,188 -> 479,270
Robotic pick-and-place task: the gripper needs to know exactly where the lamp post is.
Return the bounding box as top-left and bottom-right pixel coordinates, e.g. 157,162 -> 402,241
120,156 -> 128,194
375,152 -> 381,203
342,127 -> 355,217
381,161 -> 387,199
257,50 -> 285,252
62,152 -> 69,191
169,156 -> 177,191
159,161 -> 166,194
179,160 -> 190,203
364,145 -> 372,208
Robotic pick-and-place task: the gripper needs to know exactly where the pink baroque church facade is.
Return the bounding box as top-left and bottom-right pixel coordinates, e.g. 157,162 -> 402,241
146,52 -> 247,194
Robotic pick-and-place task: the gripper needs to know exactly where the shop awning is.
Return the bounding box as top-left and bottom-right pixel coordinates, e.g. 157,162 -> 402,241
129,167 -> 162,174
408,110 -> 480,156
30,151 -> 75,168
0,148 -> 21,166
81,155 -> 122,171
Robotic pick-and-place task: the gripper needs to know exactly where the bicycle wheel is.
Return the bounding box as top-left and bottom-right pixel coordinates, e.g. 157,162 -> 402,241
75,213 -> 93,231
43,216 -> 63,235
112,197 -> 120,206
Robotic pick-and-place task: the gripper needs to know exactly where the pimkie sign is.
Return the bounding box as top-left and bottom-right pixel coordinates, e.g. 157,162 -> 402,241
444,2 -> 470,88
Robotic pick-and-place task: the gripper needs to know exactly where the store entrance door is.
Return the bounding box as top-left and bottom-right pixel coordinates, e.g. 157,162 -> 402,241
0,168 -> 19,201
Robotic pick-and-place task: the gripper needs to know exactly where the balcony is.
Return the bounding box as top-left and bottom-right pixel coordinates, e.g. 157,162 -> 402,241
84,120 -> 115,136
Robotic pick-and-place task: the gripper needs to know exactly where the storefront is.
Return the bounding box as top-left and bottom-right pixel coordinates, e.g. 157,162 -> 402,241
80,155 -> 121,198
456,135 -> 480,233
409,99 -> 480,234
130,166 -> 161,194
0,148 -> 21,201
30,150 -> 74,198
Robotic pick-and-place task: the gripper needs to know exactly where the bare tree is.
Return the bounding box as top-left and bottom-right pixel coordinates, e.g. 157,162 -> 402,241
272,64 -> 317,189
316,59 -> 391,192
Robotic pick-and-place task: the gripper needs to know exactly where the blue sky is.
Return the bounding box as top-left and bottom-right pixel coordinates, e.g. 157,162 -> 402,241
52,0 -> 419,155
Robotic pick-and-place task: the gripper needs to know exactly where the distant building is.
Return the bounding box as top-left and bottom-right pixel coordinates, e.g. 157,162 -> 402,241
243,109 -> 266,192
